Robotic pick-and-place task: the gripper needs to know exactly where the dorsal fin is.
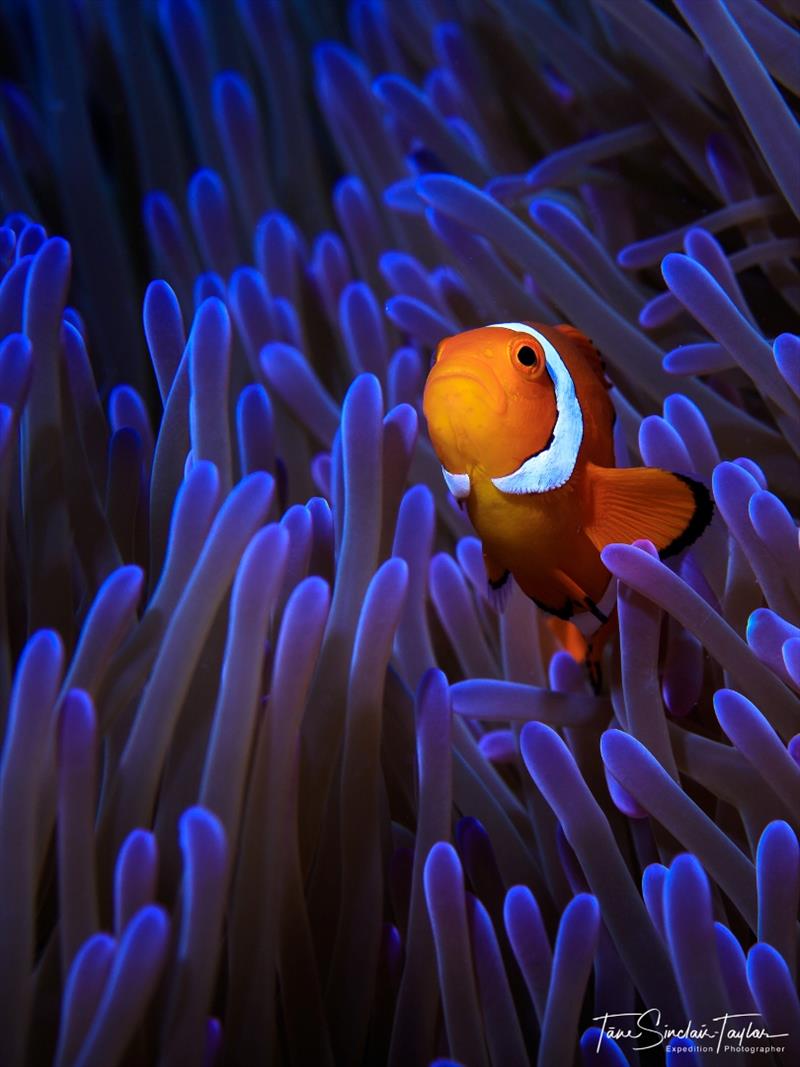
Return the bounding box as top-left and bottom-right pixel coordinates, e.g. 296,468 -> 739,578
552,324 -> 611,390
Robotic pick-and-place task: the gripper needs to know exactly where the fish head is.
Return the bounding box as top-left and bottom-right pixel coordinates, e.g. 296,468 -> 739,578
423,323 -> 559,481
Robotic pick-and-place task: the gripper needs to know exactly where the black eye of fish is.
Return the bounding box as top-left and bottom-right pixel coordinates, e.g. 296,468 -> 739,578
517,345 -> 538,367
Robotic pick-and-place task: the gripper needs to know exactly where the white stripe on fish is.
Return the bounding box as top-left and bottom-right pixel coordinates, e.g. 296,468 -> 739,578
488,322 -> 584,495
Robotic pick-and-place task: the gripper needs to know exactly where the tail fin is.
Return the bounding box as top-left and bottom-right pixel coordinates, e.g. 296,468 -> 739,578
585,615 -> 617,694
547,614 -> 616,694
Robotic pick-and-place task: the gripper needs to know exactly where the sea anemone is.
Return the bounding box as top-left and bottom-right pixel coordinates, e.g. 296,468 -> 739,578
0,1 -> 798,1065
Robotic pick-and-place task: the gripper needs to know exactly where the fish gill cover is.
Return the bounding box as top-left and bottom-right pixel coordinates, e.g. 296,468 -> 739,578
0,1 -> 798,1065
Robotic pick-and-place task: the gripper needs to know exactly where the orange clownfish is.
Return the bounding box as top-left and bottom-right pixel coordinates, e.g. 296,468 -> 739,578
423,321 -> 713,685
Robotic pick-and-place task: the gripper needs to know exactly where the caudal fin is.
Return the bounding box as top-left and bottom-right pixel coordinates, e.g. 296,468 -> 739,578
584,462 -> 713,558
547,615 -> 616,694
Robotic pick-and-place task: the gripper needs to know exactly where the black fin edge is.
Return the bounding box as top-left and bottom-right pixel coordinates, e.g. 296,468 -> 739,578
586,655 -> 603,695
488,569 -> 511,590
583,596 -> 609,624
529,593 -> 574,620
659,474 -> 714,560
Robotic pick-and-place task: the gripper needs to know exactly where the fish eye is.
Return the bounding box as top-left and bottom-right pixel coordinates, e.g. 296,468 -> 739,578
510,338 -> 544,375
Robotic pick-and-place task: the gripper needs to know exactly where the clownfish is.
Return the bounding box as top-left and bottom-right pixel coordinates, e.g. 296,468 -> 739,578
423,321 -> 713,686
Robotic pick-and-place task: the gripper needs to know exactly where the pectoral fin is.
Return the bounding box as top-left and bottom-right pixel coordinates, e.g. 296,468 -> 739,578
584,462 -> 713,557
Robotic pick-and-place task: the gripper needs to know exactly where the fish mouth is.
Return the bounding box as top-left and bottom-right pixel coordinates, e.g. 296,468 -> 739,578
425,358 -> 506,414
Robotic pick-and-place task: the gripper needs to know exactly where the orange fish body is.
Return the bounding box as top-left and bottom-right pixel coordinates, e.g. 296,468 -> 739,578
423,322 -> 712,676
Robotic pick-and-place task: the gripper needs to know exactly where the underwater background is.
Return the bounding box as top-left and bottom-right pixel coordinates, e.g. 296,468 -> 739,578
0,0 -> 799,1064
